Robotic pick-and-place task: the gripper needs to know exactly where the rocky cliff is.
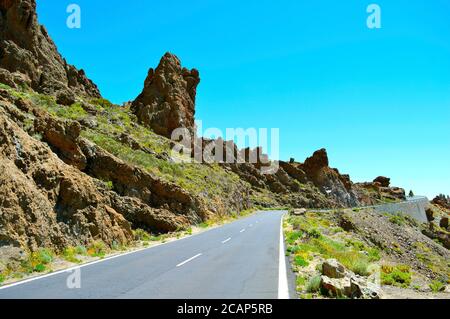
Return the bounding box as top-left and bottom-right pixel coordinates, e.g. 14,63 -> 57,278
0,0 -> 100,98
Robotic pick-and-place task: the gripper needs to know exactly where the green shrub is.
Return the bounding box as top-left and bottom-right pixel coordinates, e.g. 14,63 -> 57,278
36,248 -> 53,264
286,231 -> 302,245
389,213 -> 406,226
367,247 -> 381,262
306,275 -> 322,293
87,241 -> 107,257
381,265 -> 412,288
429,280 -> 445,293
294,255 -> 309,267
34,264 -> 46,272
296,275 -> 307,290
0,274 -> 5,283
306,228 -> 322,239
63,247 -> 81,263
75,246 -> 87,255
90,98 -> 113,109
286,245 -> 301,255
133,229 -> 151,242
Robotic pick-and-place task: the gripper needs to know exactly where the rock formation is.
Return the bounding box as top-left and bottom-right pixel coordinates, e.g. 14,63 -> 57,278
298,149 -> 360,207
0,0 -> 100,97
433,194 -> 450,211
131,52 -> 200,138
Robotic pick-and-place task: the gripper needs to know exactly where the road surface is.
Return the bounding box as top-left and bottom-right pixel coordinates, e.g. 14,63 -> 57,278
0,210 -> 295,299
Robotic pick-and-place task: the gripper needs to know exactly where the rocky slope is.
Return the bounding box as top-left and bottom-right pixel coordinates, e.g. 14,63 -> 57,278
0,0 -> 100,98
0,0 -> 410,258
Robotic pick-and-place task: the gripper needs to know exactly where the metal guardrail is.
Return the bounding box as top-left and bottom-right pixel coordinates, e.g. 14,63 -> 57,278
308,196 -> 430,223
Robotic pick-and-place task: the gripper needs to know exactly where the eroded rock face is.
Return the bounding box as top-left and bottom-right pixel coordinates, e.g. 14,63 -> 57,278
374,176 -> 390,188
0,0 -> 100,97
0,106 -> 132,251
299,149 -> 361,207
433,194 -> 450,211
131,52 -> 200,138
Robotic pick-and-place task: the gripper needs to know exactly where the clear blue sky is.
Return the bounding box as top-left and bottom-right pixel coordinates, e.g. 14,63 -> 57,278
36,0 -> 450,198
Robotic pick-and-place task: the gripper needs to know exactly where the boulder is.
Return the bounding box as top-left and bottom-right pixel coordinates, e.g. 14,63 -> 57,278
56,89 -> 76,106
426,208 -> 435,222
319,260 -> 383,299
440,217 -> 449,229
292,208 -> 307,216
0,246 -> 27,270
320,276 -> 351,297
322,259 -> 346,279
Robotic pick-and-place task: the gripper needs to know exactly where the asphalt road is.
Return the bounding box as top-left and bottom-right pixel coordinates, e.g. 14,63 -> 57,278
0,210 -> 295,299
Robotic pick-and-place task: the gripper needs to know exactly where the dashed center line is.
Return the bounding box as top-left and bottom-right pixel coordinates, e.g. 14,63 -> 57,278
176,253 -> 202,267
221,237 -> 232,244
240,229 -> 246,233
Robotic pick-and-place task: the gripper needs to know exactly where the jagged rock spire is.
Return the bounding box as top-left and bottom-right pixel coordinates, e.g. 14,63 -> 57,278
131,52 -> 200,138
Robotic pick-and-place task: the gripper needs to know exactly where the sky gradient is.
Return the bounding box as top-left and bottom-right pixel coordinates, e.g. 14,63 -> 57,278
36,0 -> 450,198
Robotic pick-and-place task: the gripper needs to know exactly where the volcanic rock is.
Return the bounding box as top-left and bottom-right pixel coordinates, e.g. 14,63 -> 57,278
131,52 -> 200,138
373,176 -> 390,187
0,0 -> 100,97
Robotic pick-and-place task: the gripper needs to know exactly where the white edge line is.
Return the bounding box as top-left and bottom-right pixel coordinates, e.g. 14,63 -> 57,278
176,253 -> 202,267
221,237 -> 231,244
278,213 -> 290,299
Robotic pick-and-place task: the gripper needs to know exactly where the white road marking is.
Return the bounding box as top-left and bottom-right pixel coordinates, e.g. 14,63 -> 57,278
278,214 -> 290,299
249,224 -> 253,227
221,237 -> 232,244
240,229 -> 246,233
176,253 -> 202,267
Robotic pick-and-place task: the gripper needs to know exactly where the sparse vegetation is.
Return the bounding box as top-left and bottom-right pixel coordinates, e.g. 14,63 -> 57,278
63,247 -> 82,263
381,264 -> 412,288
87,241 -> 107,258
306,275 -> 322,293
21,248 -> 54,273
429,280 -> 445,293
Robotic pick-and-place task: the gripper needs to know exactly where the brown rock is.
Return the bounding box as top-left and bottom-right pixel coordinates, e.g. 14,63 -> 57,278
426,208 -> 435,222
0,107 -> 133,251
440,217 -> 449,229
34,114 -> 87,170
0,0 -> 100,97
131,52 -> 200,138
322,259 -> 346,279
432,194 -> 450,211
373,176 -> 390,187
303,148 -> 329,176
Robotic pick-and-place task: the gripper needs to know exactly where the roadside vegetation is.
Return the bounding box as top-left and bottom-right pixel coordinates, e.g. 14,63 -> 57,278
285,208 -> 450,299
284,211 -> 379,298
